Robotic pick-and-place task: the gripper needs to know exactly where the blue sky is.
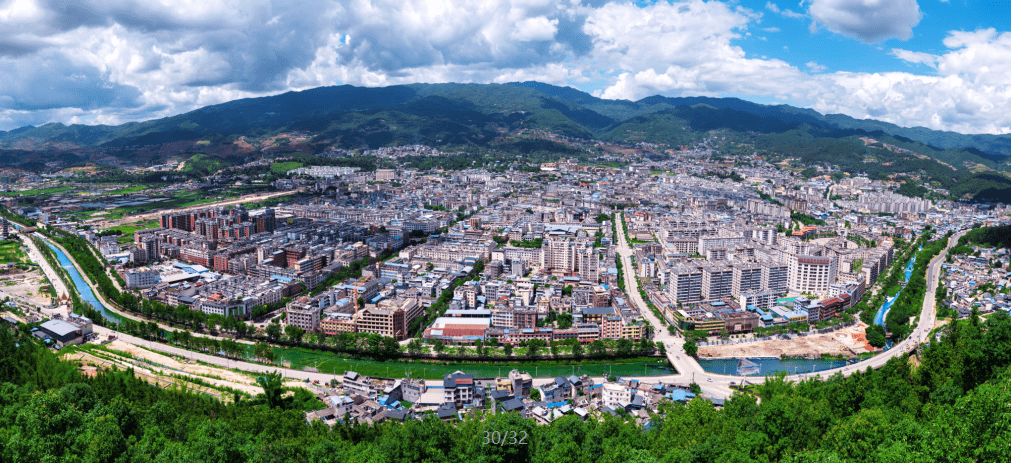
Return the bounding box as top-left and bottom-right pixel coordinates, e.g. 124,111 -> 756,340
1,0 -> 1010,135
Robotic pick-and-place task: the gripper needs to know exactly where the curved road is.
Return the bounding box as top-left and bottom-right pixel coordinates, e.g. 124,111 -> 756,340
617,212 -> 964,395
33,210 -> 964,399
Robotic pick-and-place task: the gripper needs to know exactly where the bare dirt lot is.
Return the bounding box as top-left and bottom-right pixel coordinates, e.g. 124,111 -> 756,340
0,267 -> 53,306
699,323 -> 879,359
104,340 -> 267,395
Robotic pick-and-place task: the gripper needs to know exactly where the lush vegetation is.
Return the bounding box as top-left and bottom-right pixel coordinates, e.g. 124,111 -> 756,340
883,233 -> 949,340
10,308 -> 1011,462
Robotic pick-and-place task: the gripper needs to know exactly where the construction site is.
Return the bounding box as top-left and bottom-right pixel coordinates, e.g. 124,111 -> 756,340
698,323 -> 879,359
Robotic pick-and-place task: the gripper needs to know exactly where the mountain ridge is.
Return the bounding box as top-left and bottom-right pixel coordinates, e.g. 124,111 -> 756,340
2,81 -> 1010,159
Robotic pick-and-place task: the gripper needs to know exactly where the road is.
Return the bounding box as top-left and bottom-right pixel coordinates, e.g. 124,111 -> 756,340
19,231 -> 70,299
103,190 -> 297,228
615,213 -> 964,396
31,230 -> 254,344
38,209 -> 964,400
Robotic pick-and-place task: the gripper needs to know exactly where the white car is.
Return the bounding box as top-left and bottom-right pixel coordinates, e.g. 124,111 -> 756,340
707,378 -> 712,382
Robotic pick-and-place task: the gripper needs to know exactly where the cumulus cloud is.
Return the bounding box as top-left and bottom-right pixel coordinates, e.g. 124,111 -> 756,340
811,29 -> 1011,134
0,0 -> 1008,136
808,0 -> 922,43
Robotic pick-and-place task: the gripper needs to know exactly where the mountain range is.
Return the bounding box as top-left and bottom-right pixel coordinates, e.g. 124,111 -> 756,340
2,81 -> 1010,156
4,81 -> 1011,201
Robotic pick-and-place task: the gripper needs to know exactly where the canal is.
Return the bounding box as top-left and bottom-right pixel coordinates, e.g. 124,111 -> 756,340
699,357 -> 862,377
873,252 -> 918,327
43,238 -> 121,323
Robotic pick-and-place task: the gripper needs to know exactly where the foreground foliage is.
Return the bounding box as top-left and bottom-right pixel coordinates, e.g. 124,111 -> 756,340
3,307 -> 1011,462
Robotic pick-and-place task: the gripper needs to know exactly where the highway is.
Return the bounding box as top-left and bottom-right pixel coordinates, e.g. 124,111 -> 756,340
616,212 -> 965,396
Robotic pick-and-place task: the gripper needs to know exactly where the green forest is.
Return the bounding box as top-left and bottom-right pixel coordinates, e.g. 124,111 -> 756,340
4,306 -> 1011,462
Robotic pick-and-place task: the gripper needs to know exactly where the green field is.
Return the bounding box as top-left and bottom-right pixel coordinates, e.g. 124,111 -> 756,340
107,185 -> 150,195
245,345 -> 674,380
110,219 -> 159,245
0,240 -> 29,263
270,161 -> 304,174
0,186 -> 75,197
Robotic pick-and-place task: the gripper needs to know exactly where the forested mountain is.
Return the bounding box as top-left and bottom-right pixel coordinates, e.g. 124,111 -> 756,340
4,81 -> 1011,200
4,307 -> 1011,462
5,81 -> 1011,156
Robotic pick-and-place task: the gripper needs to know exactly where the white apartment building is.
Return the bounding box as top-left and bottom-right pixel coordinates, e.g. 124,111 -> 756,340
601,382 -> 632,407
788,255 -> 838,295
732,263 -> 764,296
667,264 -> 703,304
286,298 -> 322,332
125,269 -> 160,289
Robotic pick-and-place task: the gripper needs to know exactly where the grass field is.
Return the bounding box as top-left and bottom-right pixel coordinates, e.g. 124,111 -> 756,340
0,186 -> 75,197
0,240 -> 29,263
271,161 -> 304,174
107,185 -> 150,195
245,345 -> 675,380
110,219 -> 159,245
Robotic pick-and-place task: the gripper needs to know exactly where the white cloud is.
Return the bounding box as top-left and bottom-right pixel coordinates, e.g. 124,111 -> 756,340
0,0 -> 1008,137
806,61 -> 827,72
808,0 -> 922,43
511,16 -> 559,41
890,48 -> 938,68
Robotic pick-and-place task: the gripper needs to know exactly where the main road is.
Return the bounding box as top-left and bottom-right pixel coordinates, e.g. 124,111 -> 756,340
26,208 -> 963,399
615,212 -> 964,396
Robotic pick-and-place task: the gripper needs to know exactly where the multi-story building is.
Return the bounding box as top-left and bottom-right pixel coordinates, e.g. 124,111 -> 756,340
601,382 -> 632,407
788,255 -> 838,296
286,297 -> 322,332
701,264 -> 733,301
667,264 -> 702,304
125,269 -> 159,288
444,371 -> 478,409
732,263 -> 764,296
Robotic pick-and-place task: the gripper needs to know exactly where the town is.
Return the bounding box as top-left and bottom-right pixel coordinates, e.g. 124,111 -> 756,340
1,133 -> 1006,426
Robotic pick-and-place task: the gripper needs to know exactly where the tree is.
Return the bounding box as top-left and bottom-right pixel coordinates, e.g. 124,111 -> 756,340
557,313 -> 573,329
474,339 -> 484,357
265,322 -> 282,341
866,324 -> 887,348
589,340 -> 607,358
381,336 -> 400,358
689,382 -> 702,394
526,339 -> 546,358
684,339 -> 698,357
529,389 -> 541,401
571,340 -> 584,359
503,343 -> 514,357
406,338 -> 423,355
258,371 -> 285,409
284,324 -> 305,344
432,338 -> 445,355
616,338 -> 634,357
254,342 -> 276,363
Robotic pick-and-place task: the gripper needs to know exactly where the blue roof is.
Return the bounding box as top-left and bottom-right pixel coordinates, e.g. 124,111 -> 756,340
667,389 -> 696,402
546,401 -> 568,409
